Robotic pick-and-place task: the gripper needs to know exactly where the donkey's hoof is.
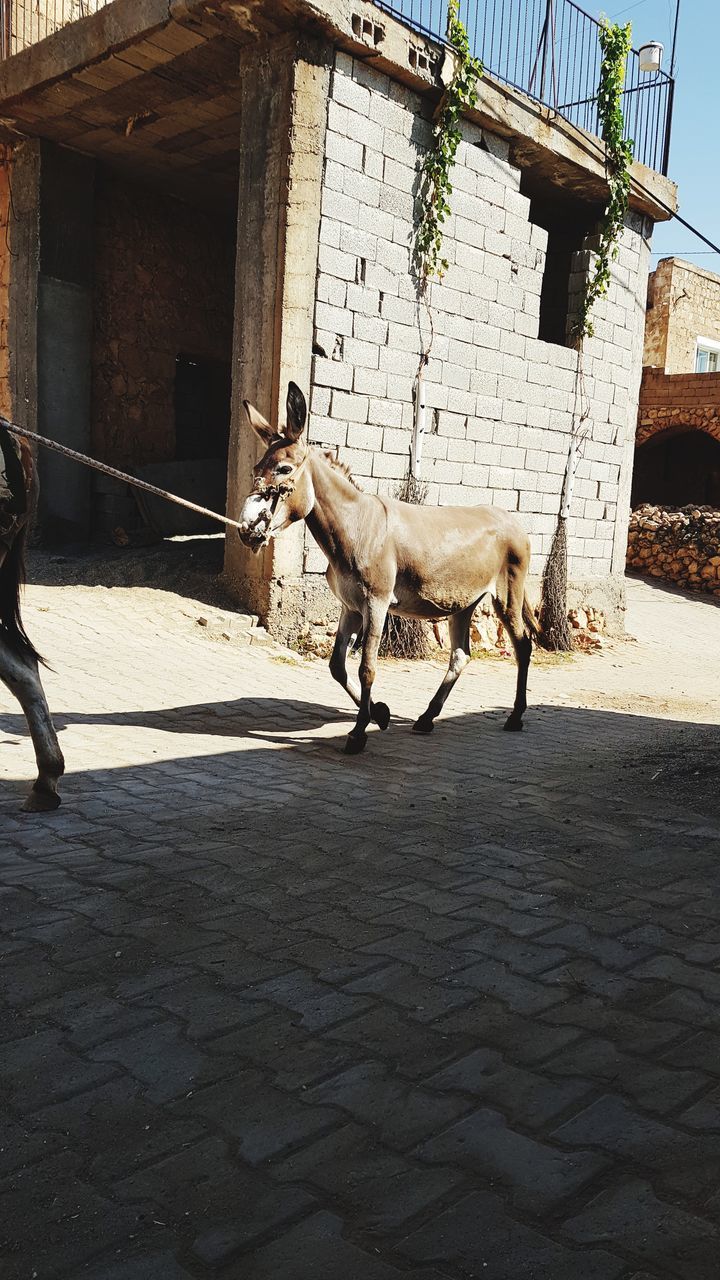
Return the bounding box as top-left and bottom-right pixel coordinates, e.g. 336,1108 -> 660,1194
503,714 -> 524,732
372,702 -> 391,731
344,730 -> 368,755
22,787 -> 62,813
412,715 -> 434,735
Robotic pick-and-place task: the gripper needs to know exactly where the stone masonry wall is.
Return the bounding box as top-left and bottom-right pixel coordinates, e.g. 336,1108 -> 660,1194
628,503 -> 720,597
637,367 -> 720,446
92,171 -> 235,469
0,146 -> 12,419
644,257 -> 720,373
305,52 -> 650,599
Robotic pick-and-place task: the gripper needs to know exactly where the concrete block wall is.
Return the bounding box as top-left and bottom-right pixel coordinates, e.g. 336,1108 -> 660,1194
305,51 -> 650,595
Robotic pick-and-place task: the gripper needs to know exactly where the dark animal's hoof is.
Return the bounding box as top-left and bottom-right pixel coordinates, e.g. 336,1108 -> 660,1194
503,715 -> 524,732
344,731 -> 368,755
412,715 -> 434,734
22,787 -> 61,813
372,702 -> 391,731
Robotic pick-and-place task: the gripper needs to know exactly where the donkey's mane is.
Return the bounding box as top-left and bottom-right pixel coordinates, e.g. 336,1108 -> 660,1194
320,448 -> 363,491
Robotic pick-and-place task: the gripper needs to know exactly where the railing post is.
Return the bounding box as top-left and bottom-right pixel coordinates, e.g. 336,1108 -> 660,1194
0,0 -> 11,59
661,77 -> 675,177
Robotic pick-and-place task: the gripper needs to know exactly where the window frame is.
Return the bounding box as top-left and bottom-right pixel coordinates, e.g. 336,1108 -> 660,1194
695,336 -> 720,373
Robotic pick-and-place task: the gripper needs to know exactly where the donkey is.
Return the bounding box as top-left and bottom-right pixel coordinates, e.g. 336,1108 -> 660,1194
0,420 -> 64,809
239,383 -> 540,755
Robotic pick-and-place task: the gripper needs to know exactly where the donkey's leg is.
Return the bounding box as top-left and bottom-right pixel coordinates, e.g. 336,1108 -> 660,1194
329,606 -> 390,730
0,640 -> 64,811
494,583 -> 532,732
345,601 -> 388,755
413,605 -> 474,734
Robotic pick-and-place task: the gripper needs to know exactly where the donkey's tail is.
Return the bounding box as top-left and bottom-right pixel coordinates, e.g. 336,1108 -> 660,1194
523,592 -> 546,648
0,524 -> 43,666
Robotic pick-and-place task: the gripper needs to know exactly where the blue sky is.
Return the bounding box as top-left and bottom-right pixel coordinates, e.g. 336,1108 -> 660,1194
588,0 -> 718,268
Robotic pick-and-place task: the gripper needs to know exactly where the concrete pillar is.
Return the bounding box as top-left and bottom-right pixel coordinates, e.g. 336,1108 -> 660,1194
8,139 -> 40,437
224,34 -> 331,642
36,141 -> 95,541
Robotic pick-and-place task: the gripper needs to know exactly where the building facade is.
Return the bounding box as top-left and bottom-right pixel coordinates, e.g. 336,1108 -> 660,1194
0,0 -> 676,640
635,258 -> 720,510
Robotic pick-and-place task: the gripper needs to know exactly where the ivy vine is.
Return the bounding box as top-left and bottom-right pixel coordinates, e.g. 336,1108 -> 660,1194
576,18 -> 634,338
413,0 -> 483,290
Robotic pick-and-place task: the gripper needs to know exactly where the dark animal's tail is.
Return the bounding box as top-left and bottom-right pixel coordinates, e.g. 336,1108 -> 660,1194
523,592 -> 546,648
0,523 -> 42,665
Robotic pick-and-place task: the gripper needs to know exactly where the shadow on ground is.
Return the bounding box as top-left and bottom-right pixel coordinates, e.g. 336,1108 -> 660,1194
2,694 -> 720,1280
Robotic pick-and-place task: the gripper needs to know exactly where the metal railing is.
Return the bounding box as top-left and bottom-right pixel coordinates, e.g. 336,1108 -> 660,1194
375,0 -> 675,175
0,0 -> 111,58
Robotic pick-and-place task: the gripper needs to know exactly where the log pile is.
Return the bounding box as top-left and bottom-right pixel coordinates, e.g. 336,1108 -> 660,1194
627,503 -> 720,597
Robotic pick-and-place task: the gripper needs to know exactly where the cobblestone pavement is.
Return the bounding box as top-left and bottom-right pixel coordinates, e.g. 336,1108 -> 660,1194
2,560 -> 720,1280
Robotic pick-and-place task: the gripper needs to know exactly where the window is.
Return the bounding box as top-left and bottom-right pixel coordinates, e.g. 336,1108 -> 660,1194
695,339 -> 720,373
520,174 -> 602,348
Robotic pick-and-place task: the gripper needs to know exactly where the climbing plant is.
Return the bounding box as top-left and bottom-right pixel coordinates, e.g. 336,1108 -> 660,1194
385,2 -> 483,660
541,19 -> 634,649
413,0 -> 483,290
576,18 -> 634,338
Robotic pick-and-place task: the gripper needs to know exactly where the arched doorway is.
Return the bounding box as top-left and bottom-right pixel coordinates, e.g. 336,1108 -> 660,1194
632,428 -> 720,509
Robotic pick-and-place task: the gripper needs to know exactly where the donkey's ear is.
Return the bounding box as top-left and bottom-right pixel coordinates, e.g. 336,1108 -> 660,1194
243,401 -> 277,447
285,382 -> 307,442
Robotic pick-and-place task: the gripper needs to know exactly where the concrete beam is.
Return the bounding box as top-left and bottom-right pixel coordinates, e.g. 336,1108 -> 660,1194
0,0 -> 677,221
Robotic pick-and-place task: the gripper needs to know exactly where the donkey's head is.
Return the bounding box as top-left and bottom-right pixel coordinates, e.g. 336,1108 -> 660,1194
238,382 -> 312,552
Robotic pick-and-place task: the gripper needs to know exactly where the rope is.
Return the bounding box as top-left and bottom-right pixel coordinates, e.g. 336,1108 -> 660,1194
0,418 -> 245,533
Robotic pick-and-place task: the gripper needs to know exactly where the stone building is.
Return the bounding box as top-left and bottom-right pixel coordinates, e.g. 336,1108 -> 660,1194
634,259 -> 720,510
0,0 -> 676,640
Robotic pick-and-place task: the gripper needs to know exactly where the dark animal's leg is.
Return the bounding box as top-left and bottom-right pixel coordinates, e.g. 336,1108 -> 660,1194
0,638 -> 64,810
413,605 -> 473,734
330,605 -> 390,730
494,579 -> 532,732
345,601 -> 388,754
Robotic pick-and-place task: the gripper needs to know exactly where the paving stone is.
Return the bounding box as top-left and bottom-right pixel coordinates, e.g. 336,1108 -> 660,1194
27,1077 -> 208,1183
678,1084 -> 720,1131
80,1252 -> 195,1279
325,1006 -> 467,1078
415,1107 -> 608,1214
538,921 -> 653,969
306,1061 -> 470,1150
563,1177 -> 720,1279
0,1153 -> 150,1280
241,1210 -> 447,1280
544,1037 -> 708,1115
447,957 -> 572,1014
275,1122 -> 461,1230
426,1047 -> 596,1129
0,1027 -> 119,1111
191,1183 -> 315,1264
345,962 -> 477,1021
397,1188 -> 627,1278
32,983 -> 160,1051
540,994 -> 688,1054
660,1030 -> 720,1077
437,998 -> 584,1064
113,1135 -> 312,1235
553,1093 -> 720,1198
0,1117 -> 64,1176
135,973 -> 270,1039
170,1071 -> 339,1165
632,955 -> 720,1006
452,925 -> 570,974
87,1021 -> 232,1103
246,969 -> 372,1031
